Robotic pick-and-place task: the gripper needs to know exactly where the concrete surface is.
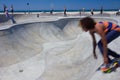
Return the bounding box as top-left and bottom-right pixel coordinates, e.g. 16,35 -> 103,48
0,13 -> 120,80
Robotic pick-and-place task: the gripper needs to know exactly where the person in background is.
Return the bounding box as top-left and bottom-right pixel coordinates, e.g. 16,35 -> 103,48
91,9 -> 94,15
10,5 -> 14,15
50,9 -> 54,15
5,7 -> 9,17
100,6 -> 103,14
79,9 -> 81,16
116,9 -> 120,16
5,7 -> 16,24
3,4 -> 7,12
64,7 -> 67,16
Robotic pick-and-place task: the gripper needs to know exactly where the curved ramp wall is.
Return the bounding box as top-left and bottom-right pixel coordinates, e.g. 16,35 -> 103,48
0,18 -> 82,67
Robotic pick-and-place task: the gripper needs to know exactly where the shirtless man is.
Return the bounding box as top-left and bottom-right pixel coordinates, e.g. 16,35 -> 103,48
79,17 -> 120,70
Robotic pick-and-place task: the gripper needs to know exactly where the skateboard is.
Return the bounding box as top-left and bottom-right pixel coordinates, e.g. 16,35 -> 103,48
96,58 -> 120,73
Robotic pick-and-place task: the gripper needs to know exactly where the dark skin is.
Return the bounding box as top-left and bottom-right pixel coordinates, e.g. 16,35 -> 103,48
81,22 -> 108,64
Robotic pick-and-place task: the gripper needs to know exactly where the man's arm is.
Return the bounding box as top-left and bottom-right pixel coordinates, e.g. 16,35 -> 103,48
99,32 -> 108,64
96,26 -> 108,64
89,32 -> 97,59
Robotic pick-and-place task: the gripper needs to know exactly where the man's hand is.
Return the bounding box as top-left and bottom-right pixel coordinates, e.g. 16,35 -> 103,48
93,52 -> 97,59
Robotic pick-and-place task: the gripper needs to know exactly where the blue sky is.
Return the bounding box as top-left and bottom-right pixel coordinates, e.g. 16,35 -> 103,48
0,0 -> 120,10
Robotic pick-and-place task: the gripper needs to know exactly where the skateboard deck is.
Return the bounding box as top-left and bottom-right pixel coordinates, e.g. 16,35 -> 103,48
96,58 -> 120,73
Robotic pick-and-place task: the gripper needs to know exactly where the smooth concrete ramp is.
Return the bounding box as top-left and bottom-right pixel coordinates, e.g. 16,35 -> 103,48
0,16 -> 120,80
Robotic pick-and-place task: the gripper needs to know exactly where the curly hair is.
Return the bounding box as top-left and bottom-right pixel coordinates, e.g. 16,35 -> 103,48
80,17 -> 96,30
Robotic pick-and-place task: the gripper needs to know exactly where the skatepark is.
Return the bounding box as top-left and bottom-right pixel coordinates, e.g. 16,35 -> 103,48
0,13 -> 120,80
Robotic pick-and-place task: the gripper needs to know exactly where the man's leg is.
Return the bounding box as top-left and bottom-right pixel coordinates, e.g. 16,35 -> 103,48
98,31 -> 120,61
